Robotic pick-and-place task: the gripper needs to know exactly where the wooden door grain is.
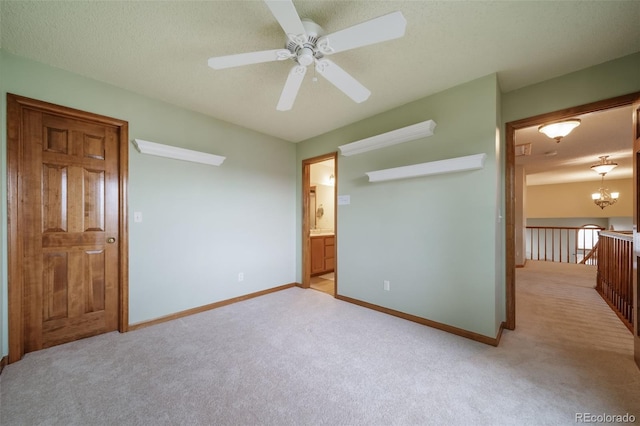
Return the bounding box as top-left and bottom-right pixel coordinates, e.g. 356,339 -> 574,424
7,94 -> 129,362
311,236 -> 325,275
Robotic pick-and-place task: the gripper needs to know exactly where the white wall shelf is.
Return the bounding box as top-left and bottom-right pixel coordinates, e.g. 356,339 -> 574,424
132,139 -> 226,166
338,120 -> 436,157
366,153 -> 487,183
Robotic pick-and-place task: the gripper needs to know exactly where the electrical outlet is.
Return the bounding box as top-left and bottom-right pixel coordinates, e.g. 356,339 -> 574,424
238,272 -> 244,282
383,280 -> 390,291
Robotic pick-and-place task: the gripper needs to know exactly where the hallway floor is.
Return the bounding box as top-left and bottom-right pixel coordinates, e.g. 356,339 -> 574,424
310,272 -> 334,296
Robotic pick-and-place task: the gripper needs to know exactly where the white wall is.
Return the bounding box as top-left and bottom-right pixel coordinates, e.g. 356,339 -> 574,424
608,217 -> 633,231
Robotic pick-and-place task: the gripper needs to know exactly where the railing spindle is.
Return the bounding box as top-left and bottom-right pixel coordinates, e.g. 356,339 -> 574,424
596,231 -> 633,332
526,226 -> 605,265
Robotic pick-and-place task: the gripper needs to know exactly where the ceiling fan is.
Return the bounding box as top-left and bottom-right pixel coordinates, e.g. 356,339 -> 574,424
207,0 -> 407,111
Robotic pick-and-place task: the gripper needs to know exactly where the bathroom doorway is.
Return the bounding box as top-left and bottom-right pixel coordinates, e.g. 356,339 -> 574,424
302,153 -> 337,296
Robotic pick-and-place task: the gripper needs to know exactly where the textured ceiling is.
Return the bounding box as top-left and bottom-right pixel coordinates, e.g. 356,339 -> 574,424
516,105 -> 634,186
2,0 -> 639,144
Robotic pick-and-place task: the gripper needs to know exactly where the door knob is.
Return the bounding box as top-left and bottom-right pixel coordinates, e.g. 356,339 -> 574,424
107,237 -> 116,244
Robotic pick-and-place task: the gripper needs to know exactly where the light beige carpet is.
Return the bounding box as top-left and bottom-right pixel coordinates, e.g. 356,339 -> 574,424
1,260 -> 638,425
515,260 -> 629,353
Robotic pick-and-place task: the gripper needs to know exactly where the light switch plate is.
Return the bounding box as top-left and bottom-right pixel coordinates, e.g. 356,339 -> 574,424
337,195 -> 351,205
134,212 -> 143,223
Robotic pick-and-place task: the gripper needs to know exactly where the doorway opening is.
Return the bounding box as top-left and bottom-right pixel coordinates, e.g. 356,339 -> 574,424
302,153 -> 337,296
506,92 -> 640,332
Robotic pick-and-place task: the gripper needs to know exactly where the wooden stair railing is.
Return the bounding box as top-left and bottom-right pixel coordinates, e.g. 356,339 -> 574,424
526,226 -> 604,264
580,240 -> 599,265
596,231 -> 634,332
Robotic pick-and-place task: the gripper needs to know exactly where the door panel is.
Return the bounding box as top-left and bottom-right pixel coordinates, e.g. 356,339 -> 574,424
21,106 -> 119,352
42,252 -> 69,321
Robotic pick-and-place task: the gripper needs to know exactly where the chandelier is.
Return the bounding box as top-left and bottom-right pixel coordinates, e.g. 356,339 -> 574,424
538,119 -> 581,143
590,156 -> 619,209
591,177 -> 619,209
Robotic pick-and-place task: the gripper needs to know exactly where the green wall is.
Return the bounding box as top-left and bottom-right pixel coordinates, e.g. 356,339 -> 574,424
297,74 -> 502,338
502,52 -> 640,123
501,51 -> 639,331
295,51 -> 640,340
2,48 -> 639,357
0,51 -> 297,356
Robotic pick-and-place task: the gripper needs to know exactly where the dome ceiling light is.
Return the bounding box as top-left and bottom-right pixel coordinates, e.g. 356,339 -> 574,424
590,155 -> 618,175
538,119 -> 581,143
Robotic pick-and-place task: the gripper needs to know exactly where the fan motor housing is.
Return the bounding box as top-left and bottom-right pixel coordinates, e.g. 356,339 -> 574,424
286,19 -> 325,65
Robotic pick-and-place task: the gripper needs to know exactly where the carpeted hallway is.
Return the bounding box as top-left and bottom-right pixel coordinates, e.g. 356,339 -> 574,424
0,261 -> 638,425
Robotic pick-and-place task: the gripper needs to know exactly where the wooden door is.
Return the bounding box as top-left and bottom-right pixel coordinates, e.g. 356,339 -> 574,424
7,94 -> 129,362
633,98 -> 640,369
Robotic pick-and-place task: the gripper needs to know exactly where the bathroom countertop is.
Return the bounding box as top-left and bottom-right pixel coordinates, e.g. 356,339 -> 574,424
310,232 -> 335,236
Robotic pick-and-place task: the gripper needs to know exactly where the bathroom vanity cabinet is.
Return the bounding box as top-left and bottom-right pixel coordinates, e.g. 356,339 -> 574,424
311,235 -> 335,275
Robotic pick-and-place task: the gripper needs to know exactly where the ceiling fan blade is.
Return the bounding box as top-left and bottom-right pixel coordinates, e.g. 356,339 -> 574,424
317,11 -> 406,55
315,59 -> 370,103
277,65 -> 307,111
208,49 -> 292,70
264,0 -> 306,40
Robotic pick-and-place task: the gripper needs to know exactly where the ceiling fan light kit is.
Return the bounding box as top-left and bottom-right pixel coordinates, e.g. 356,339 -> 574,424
207,0 -> 407,111
538,119 -> 581,142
